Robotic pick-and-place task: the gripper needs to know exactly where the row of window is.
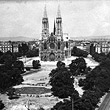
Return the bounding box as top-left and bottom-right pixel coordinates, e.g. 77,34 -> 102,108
95,47 -> 110,53
0,46 -> 12,48
0,48 -> 12,50
0,47 -> 18,52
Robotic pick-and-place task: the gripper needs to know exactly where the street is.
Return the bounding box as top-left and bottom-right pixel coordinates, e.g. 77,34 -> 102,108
98,93 -> 110,110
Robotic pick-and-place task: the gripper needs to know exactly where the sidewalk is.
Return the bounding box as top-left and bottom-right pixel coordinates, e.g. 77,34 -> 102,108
98,93 -> 110,110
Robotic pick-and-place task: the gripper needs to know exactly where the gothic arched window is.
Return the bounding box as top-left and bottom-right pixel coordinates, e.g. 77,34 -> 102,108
44,42 -> 47,49
58,42 -> 60,49
44,56 -> 47,61
66,42 -> 68,48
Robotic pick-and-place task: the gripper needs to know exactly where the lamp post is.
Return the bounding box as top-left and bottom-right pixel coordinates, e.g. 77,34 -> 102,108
25,99 -> 30,110
24,55 -> 26,68
71,93 -> 74,110
70,75 -> 75,110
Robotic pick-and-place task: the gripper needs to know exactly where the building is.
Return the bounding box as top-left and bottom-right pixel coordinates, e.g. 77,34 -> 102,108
40,5 -> 71,61
0,41 -> 19,53
0,41 -> 13,53
95,41 -> 110,54
12,43 -> 19,53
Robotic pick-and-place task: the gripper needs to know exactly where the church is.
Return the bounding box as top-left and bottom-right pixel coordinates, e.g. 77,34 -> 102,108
39,5 -> 71,61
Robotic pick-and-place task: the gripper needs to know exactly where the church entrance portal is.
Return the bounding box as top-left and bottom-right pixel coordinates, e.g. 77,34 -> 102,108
49,53 -> 55,61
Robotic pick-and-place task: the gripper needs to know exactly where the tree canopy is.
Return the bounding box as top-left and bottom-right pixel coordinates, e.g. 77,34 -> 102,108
50,61 -> 78,98
92,52 -> 107,63
26,48 -> 39,57
0,101 -> 4,110
18,43 -> 29,56
0,51 -> 24,109
50,57 -> 110,110
32,60 -> 41,69
78,59 -> 110,109
69,57 -> 90,76
71,46 -> 88,58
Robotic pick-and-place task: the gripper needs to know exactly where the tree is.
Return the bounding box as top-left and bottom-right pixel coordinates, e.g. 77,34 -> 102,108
92,52 -> 107,63
78,58 -> 110,110
0,51 -> 16,70
71,46 -> 88,57
32,60 -> 41,69
0,52 -> 23,90
51,94 -> 98,110
82,90 -> 99,108
26,49 -> 39,57
0,51 -> 3,57
0,52 -> 24,110
100,58 -> 110,71
0,71 -> 10,92
0,52 -> 24,91
107,52 -> 110,59
18,43 -> 29,56
69,57 -> 89,76
79,65 -> 110,92
49,61 -> 80,110
13,61 -> 24,73
51,100 -> 72,110
50,59 -> 110,110
8,68 -> 24,86
0,100 -> 4,110
13,52 -> 22,58
56,61 -> 65,69
0,68 -> 23,93
7,88 -> 19,100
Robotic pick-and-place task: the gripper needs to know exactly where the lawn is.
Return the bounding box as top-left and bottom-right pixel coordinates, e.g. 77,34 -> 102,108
15,87 -> 51,95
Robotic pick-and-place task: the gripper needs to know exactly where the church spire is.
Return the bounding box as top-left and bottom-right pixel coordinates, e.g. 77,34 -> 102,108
53,20 -> 56,35
57,5 -> 61,18
42,4 -> 49,40
56,4 -> 63,40
43,4 -> 47,18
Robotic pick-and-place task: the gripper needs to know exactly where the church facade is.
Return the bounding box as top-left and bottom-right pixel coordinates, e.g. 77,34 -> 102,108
39,5 -> 71,61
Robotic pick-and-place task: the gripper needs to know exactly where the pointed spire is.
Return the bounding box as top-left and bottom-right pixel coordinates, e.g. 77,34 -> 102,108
57,4 -> 61,18
43,4 -> 47,18
53,20 -> 56,35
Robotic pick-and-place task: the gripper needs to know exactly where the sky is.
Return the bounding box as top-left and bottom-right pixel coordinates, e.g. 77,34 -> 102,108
0,0 -> 110,39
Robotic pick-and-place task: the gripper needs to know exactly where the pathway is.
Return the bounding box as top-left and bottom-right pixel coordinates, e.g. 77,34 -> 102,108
98,93 -> 110,110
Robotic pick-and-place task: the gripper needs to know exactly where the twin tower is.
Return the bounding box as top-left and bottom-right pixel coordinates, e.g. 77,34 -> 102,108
42,5 -> 63,41
40,5 -> 71,61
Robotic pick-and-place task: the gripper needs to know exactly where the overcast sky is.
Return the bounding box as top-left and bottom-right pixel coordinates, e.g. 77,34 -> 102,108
0,0 -> 110,39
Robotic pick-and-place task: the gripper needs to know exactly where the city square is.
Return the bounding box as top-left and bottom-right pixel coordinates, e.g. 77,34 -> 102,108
0,0 -> 110,110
